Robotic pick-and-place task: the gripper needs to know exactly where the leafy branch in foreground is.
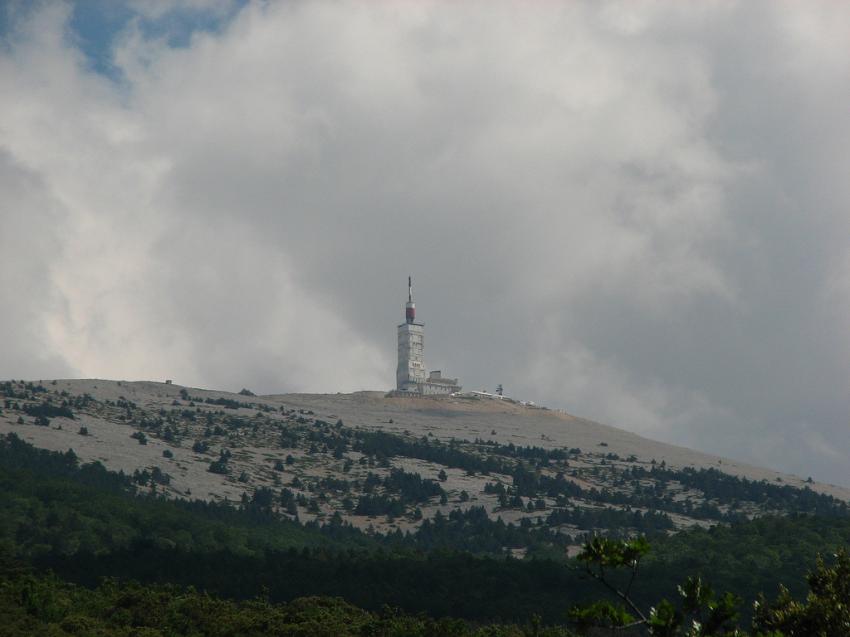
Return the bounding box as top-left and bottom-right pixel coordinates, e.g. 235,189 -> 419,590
572,536 -> 741,636
752,548 -> 850,636
574,536 -> 650,627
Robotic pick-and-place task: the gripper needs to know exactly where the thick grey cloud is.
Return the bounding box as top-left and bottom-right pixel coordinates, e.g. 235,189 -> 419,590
1,2 -> 849,485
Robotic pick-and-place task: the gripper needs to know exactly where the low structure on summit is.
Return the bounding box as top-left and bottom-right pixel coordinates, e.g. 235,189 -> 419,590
395,277 -> 461,395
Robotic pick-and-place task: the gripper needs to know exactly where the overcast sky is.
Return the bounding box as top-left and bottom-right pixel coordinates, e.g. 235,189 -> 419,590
1,1 -> 849,486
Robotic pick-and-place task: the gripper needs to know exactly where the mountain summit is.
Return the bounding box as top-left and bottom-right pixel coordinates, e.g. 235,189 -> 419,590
2,378 -> 847,547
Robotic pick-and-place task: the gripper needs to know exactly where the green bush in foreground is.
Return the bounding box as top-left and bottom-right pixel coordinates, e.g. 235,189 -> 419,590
570,536 -> 850,636
3,541 -> 850,636
0,571 -> 573,637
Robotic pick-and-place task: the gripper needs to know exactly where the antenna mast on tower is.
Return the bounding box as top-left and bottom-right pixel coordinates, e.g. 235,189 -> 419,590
405,276 -> 416,324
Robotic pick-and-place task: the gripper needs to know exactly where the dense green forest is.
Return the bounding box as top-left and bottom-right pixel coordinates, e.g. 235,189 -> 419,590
2,432 -> 850,635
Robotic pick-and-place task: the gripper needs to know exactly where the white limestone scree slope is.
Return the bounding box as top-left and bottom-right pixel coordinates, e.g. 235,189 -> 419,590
395,277 -> 461,395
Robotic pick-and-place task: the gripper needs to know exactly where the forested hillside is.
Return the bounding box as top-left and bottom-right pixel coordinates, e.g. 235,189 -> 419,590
2,379 -> 847,552
2,431 -> 850,635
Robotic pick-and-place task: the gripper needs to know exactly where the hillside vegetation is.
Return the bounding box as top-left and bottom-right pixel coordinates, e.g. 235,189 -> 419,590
1,431 -> 850,634
1,379 -> 847,548
2,380 -> 850,634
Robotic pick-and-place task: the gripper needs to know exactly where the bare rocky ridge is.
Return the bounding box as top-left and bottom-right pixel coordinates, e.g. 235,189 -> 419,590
278,390 -> 845,495
2,378 -> 848,548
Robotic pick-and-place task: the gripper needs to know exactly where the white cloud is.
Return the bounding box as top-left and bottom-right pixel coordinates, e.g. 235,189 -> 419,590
1,1 -> 850,485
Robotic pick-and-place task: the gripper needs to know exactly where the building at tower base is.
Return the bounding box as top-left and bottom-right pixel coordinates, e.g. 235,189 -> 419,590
395,277 -> 461,396
418,370 -> 461,395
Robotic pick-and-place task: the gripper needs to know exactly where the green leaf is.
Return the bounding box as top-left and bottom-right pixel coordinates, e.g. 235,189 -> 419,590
569,600 -> 635,630
648,599 -> 682,637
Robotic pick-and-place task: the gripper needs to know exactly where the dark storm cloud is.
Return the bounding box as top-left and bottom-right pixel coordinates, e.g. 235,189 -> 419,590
1,1 -> 848,485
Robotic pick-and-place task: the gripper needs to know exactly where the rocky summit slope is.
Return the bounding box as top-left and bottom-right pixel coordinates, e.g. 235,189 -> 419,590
2,378 -> 848,550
